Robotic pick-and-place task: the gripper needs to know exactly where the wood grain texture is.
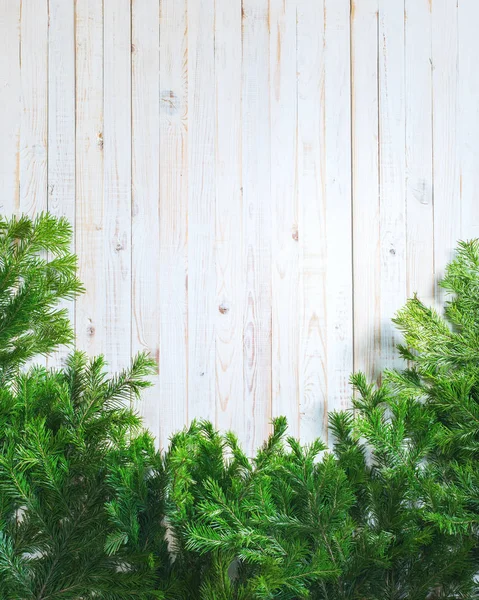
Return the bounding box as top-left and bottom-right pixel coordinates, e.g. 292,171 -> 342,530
103,0 -> 132,373
48,0 -> 75,223
0,0 -> 474,448
323,0 -> 354,422
19,0 -> 48,218
296,0 -> 353,445
48,0 -> 76,367
20,0 -> 49,368
132,0 -> 161,438
187,0 -> 216,424
242,0 -> 272,455
351,0 -> 381,383
215,0 -> 244,434
458,0 -> 479,242
297,0 -> 328,442
270,0 -> 300,438
158,0 -> 188,448
432,0 -> 460,307
75,0 -> 105,359
405,0 -> 434,306
0,0 -> 21,216
378,0 -> 407,372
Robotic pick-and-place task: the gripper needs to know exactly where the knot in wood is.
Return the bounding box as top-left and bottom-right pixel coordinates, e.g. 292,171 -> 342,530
219,302 -> 230,314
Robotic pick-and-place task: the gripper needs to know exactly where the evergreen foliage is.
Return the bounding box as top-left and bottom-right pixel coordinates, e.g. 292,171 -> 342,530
321,239 -> 479,598
2,212 -> 479,599
0,352 -> 169,600
167,239 -> 479,598
390,239 -> 479,475
164,417 -> 354,600
0,214 -> 168,599
327,377 -> 475,599
0,213 -> 83,384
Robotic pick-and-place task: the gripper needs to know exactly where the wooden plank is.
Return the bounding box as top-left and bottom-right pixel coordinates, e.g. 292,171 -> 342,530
458,0 -> 479,242
20,0 -> 48,368
6,0 -> 474,448
20,0 -> 48,217
48,0 -> 76,367
131,0 -> 161,439
297,0 -> 328,442
431,0 -> 460,305
187,0 -> 216,424
405,0 -> 434,306
378,0 -> 407,372
351,0 -> 381,383
159,0 -> 188,448
323,0 -> 354,424
242,1 -> 272,454
48,0 -> 75,223
270,0 -> 300,438
103,0 -> 132,373
75,0 -> 105,359
0,0 -> 21,216
297,0 -> 353,443
215,0 -> 244,434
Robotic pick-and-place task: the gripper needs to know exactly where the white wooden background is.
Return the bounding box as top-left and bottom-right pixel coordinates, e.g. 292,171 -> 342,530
1,0 -> 478,453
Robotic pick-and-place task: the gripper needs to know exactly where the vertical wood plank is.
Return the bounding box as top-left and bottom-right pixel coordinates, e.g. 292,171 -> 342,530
270,0 -> 300,437
132,0 -> 160,438
75,0 -> 105,359
159,0 -> 188,447
103,1 -> 131,373
405,0 -> 434,305
20,0 -> 48,217
458,0 -> 479,241
378,0 -> 407,371
297,0 -> 328,442
20,0 -> 48,369
242,1 -> 272,454
351,0 -> 381,383
48,0 -> 76,367
4,0 -> 473,447
215,0 -> 244,434
323,0 -> 353,421
48,0 -> 75,222
432,0 -> 460,305
297,0 -> 353,444
187,0 -> 216,423
0,0 -> 21,215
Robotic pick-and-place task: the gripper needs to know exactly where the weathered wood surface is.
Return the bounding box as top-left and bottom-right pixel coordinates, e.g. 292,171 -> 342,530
0,0 -> 475,450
